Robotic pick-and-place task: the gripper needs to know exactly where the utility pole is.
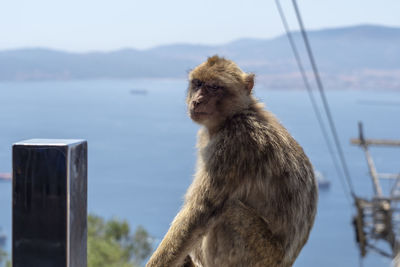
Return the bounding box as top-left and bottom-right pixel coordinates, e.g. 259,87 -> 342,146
351,123 -> 400,266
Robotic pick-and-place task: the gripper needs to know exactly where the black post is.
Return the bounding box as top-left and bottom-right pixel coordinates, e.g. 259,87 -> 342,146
12,139 -> 87,267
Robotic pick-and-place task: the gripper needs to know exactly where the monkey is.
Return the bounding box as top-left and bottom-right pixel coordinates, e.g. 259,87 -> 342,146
146,56 -> 318,267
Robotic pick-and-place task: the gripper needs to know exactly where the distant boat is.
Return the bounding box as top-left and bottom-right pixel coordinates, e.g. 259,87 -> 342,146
0,173 -> 12,182
0,233 -> 5,247
130,89 -> 148,95
315,170 -> 330,190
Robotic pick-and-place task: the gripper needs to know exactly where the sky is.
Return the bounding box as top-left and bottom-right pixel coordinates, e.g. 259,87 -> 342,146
1,0 -> 400,52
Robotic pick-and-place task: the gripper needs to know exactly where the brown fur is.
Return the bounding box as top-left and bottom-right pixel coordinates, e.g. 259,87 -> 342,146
146,56 -> 318,267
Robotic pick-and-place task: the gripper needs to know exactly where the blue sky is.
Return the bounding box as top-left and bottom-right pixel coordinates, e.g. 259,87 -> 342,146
1,0 -> 399,52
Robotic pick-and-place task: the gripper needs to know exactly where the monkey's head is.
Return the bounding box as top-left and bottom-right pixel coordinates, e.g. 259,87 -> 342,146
187,56 -> 255,129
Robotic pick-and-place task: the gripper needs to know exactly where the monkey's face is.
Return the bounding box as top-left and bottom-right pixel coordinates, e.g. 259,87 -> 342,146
187,78 -> 226,124
187,56 -> 255,128
187,77 -> 252,128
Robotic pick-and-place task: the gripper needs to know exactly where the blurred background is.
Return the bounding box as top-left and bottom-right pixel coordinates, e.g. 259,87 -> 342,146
0,0 -> 400,266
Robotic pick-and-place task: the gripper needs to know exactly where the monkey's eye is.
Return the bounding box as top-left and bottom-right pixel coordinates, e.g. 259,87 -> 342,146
207,84 -> 222,92
192,79 -> 203,89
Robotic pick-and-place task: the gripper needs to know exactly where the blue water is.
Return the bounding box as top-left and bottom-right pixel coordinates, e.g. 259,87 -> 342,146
0,79 -> 399,266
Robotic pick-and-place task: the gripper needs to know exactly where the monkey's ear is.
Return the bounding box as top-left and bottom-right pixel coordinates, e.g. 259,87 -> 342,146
245,73 -> 255,93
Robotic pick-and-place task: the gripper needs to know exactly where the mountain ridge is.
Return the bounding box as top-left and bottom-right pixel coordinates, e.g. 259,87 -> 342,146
1,24 -> 400,89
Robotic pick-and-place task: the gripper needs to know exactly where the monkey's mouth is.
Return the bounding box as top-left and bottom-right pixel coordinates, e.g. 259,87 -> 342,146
192,111 -> 209,115
190,110 -> 212,119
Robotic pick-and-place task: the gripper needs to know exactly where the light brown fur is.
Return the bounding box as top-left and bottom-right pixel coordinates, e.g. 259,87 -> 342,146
147,56 -> 318,267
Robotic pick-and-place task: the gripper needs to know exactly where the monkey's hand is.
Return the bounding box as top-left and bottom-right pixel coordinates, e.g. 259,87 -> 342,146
146,172 -> 230,267
146,202 -> 207,267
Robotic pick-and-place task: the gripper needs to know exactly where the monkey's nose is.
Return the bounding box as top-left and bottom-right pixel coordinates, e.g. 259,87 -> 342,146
193,100 -> 201,107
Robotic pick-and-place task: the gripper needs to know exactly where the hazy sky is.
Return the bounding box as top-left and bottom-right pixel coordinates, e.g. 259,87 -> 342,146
1,0 -> 399,52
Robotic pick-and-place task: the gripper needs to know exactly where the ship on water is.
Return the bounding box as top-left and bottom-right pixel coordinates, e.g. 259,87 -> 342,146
0,173 -> 11,182
315,170 -> 330,190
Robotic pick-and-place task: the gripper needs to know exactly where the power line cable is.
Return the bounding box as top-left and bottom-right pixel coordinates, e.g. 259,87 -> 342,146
274,0 -> 352,204
291,0 -> 356,198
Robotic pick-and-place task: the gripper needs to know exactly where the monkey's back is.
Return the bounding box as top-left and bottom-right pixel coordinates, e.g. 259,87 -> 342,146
193,105 -> 318,267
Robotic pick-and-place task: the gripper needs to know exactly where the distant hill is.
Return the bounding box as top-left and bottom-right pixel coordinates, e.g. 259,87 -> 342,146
1,24 -> 400,89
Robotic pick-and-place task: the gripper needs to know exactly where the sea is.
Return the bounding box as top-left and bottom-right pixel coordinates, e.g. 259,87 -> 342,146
0,79 -> 399,266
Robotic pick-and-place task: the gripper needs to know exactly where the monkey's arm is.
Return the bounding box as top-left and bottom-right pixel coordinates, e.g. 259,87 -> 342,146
147,133 -> 246,267
146,169 -> 234,267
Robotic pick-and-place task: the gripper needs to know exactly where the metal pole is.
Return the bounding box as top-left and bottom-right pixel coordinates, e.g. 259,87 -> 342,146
12,139 -> 87,267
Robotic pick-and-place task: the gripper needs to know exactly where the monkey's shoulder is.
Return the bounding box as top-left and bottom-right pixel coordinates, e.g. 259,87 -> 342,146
219,109 -> 293,149
214,109 -> 312,173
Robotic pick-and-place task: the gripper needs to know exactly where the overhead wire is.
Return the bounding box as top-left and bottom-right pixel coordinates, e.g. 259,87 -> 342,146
277,1 -> 400,262
290,0 -> 357,199
274,0 -> 352,204
276,0 -> 363,260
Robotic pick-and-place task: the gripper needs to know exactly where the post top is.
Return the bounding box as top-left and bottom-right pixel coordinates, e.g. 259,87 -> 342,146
13,139 -> 86,147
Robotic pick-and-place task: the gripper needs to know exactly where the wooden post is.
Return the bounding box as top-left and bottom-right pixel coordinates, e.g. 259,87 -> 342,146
357,122 -> 383,197
351,122 -> 400,263
12,139 -> 87,267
